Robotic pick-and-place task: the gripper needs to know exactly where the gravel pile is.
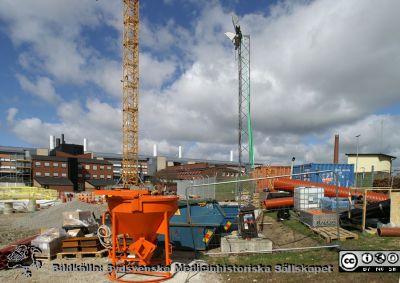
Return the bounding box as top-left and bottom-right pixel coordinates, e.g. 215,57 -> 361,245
13,200 -> 107,230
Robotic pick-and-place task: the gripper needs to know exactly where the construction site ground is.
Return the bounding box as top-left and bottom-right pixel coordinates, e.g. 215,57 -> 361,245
0,204 -> 222,283
205,211 -> 400,283
0,209 -> 399,282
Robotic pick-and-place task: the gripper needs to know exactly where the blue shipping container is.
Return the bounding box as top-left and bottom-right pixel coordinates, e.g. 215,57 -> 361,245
292,163 -> 354,188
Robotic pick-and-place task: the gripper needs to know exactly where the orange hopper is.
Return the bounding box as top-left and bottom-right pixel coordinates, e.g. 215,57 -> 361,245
95,189 -> 178,283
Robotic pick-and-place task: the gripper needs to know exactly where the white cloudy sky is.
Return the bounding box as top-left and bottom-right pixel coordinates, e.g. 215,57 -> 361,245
0,0 -> 399,166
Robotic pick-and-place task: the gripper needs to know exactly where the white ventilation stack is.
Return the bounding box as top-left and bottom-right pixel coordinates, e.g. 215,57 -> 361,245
230,150 -> 233,162
153,144 -> 157,157
178,146 -> 182,159
83,138 -> 88,152
49,135 -> 55,150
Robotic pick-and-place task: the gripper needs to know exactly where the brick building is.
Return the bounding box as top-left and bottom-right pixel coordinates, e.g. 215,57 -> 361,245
27,135 -> 114,193
30,154 -> 114,192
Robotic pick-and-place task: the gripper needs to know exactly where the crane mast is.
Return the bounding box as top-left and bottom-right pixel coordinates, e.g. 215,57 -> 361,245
122,0 -> 140,186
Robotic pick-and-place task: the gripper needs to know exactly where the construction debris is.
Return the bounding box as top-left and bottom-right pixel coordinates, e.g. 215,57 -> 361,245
31,228 -> 66,259
300,209 -> 338,227
13,200 -> 106,230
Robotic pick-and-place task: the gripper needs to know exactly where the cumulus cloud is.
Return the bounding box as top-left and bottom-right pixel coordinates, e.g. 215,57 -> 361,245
10,99 -> 121,153
136,0 -> 400,163
6,108 -> 18,124
16,75 -> 59,103
140,53 -> 177,89
0,0 -> 121,95
2,0 -> 400,167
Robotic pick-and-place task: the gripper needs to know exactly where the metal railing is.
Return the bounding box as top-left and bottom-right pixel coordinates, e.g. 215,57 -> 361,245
182,170 -> 346,256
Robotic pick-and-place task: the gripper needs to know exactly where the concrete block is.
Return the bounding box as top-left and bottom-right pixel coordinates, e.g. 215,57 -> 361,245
221,233 -> 272,253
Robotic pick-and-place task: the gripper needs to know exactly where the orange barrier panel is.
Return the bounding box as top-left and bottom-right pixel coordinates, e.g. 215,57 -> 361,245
273,178 -> 389,202
95,189 -> 178,282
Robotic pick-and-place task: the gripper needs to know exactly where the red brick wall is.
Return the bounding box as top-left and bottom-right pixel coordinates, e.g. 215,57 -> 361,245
49,185 -> 74,193
79,162 -> 113,180
55,151 -> 92,159
0,153 -> 13,171
32,159 -> 69,178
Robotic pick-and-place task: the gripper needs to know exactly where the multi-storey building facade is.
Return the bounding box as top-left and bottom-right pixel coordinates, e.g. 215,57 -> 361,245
32,156 -> 69,178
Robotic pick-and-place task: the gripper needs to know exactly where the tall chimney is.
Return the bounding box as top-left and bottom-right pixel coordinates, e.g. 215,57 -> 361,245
333,134 -> 339,164
230,150 -> 233,162
178,146 -> 182,159
49,135 -> 55,150
153,144 -> 157,157
61,134 -> 65,144
83,138 -> 88,152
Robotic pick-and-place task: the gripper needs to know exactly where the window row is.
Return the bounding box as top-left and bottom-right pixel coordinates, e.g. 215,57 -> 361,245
221,172 -> 239,177
35,161 -> 67,168
77,173 -> 112,179
82,164 -> 112,170
35,172 -> 67,177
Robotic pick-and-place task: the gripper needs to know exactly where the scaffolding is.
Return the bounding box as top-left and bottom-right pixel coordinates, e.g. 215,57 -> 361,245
0,154 -> 32,186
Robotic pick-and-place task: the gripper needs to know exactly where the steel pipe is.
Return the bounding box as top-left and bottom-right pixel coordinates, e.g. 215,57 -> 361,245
377,227 -> 400,237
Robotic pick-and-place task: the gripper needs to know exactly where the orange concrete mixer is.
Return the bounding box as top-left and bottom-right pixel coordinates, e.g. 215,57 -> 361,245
95,189 -> 178,282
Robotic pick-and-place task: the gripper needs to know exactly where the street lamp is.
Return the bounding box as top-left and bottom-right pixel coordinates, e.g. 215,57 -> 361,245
355,134 -> 361,187
290,157 -> 296,179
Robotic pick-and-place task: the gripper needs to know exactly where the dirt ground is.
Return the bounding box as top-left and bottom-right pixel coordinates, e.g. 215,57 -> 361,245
208,212 -> 399,283
0,214 -> 40,249
260,214 -> 318,248
0,212 -> 221,283
1,209 -> 399,283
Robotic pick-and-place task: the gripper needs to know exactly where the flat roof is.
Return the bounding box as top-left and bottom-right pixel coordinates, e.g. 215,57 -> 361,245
345,153 -> 396,159
85,179 -> 116,187
34,176 -> 73,186
93,151 -> 245,166
77,158 -> 112,165
0,146 -> 36,154
32,155 -> 68,162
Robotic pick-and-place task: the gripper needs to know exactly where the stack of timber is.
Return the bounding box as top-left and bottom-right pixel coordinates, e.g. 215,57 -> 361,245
57,237 -> 106,259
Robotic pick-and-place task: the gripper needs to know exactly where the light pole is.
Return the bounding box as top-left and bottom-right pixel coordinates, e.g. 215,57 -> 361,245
355,134 -> 361,187
290,157 -> 295,179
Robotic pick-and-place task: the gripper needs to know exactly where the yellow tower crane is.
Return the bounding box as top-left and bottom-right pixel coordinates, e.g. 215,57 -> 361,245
122,0 -> 140,186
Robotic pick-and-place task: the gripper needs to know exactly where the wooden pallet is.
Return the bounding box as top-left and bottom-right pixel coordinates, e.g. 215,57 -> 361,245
311,226 -> 359,243
36,254 -> 57,261
61,236 -> 101,253
56,249 -> 107,260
